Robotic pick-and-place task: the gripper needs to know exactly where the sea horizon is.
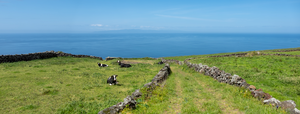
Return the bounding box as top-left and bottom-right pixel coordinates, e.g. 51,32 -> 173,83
1,33 -> 300,59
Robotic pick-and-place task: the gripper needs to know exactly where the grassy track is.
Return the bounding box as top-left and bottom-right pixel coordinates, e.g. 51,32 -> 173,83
0,57 -> 163,113
123,65 -> 286,114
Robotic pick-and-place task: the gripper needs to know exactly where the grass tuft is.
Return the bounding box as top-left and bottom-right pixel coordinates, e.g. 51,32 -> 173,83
20,105 -> 39,110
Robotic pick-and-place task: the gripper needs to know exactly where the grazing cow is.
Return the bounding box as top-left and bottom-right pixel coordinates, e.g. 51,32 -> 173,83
98,63 -> 109,67
157,61 -> 164,64
117,60 -> 132,68
107,75 -> 118,85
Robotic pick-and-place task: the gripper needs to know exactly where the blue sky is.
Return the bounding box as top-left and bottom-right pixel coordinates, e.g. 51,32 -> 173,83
0,0 -> 299,33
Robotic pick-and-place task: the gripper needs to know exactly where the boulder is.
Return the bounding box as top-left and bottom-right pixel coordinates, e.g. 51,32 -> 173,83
290,108 -> 300,114
263,93 -> 272,100
199,69 -> 205,74
123,95 -> 137,109
279,100 -> 296,111
132,89 -> 142,98
98,104 -> 121,114
251,89 -> 265,100
230,74 -> 240,85
144,82 -> 152,88
263,98 -> 281,107
249,85 -> 256,91
98,96 -> 137,114
240,81 -> 250,88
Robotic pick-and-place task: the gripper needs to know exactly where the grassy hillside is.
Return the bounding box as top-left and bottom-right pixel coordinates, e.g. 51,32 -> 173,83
164,47 -> 300,61
123,65 -> 286,114
0,47 -> 299,113
188,53 -> 300,109
0,57 -> 163,113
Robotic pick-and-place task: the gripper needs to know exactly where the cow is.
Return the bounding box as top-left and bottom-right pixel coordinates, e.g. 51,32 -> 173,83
107,75 -> 118,85
157,61 -> 164,64
98,63 -> 109,67
117,60 -> 132,68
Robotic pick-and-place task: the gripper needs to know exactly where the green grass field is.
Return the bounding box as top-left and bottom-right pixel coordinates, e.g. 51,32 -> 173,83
0,57 -> 163,113
263,51 -> 300,55
123,65 -> 286,114
188,53 -> 300,110
0,47 -> 299,113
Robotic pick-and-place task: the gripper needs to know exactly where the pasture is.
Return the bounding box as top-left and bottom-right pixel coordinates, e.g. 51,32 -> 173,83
188,53 -> 300,109
0,47 -> 299,113
0,57 -> 163,113
123,65 -> 286,114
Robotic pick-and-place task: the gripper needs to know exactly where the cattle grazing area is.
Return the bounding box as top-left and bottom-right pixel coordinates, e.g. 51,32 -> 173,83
0,47 -> 299,114
0,57 -> 163,113
189,53 -> 300,110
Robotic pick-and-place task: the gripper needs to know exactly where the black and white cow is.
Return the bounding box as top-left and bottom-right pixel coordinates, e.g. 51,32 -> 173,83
107,75 -> 118,85
98,63 -> 109,67
157,61 -> 164,64
117,60 -> 132,68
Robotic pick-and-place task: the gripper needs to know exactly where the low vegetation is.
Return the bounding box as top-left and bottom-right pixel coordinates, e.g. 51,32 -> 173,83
0,57 -> 163,113
123,65 -> 286,113
0,47 -> 299,113
189,51 -> 300,109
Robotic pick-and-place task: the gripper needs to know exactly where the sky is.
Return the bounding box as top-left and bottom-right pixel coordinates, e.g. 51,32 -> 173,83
0,0 -> 299,33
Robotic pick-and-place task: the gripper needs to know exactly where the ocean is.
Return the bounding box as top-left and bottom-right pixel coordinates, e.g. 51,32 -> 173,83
0,33 -> 299,59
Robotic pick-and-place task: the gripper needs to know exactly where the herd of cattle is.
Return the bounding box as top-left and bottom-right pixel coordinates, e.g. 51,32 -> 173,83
98,60 -> 164,85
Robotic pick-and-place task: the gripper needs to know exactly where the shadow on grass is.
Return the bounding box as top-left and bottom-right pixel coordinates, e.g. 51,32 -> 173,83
116,84 -> 124,86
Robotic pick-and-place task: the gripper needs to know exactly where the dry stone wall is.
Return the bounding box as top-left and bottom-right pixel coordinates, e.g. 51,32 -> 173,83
261,53 -> 300,57
57,52 -> 103,60
0,51 -> 58,63
105,57 -> 121,61
161,58 -> 184,65
0,51 -> 102,63
272,49 -> 300,52
98,64 -> 171,114
184,58 -> 299,114
207,53 -> 248,57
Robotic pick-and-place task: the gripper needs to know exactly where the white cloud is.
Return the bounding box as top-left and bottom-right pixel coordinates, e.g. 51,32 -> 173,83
91,24 -> 103,27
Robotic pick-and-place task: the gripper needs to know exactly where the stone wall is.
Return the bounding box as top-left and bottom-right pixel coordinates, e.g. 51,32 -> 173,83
105,57 -> 121,61
272,49 -> 300,52
261,53 -> 300,57
0,51 -> 58,63
57,52 -> 103,60
207,53 -> 248,57
0,51 -> 102,63
98,64 -> 171,114
184,58 -> 300,114
161,58 -> 184,65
